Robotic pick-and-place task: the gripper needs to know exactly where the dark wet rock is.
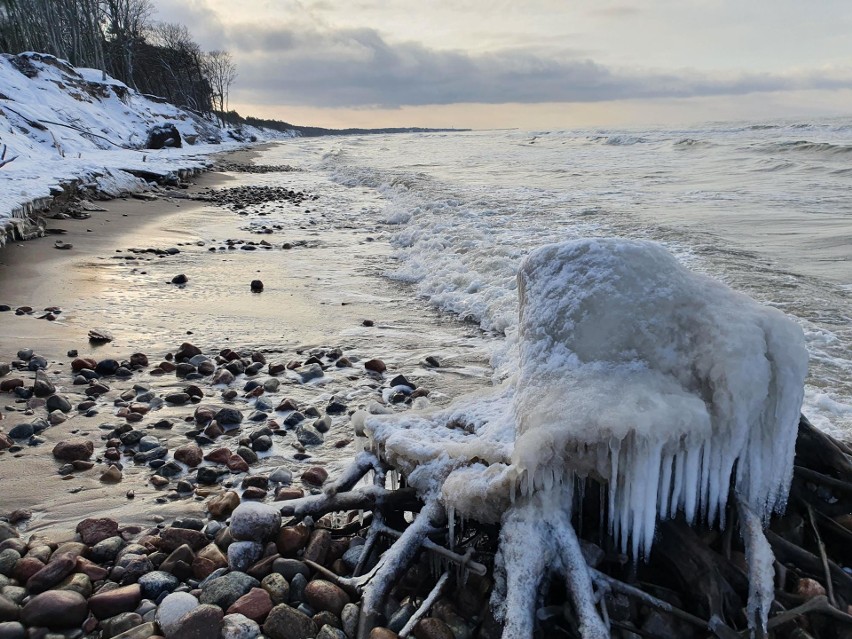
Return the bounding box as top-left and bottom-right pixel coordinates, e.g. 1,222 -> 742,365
20,590 -> 87,628
305,580 -> 350,617
45,394 -> 72,413
301,467 -> 328,486
364,359 -> 386,374
32,372 -> 55,397
7,424 -> 33,440
250,280 -> 264,292
216,407 -> 244,425
147,123 -> 182,149
160,527 -> 208,552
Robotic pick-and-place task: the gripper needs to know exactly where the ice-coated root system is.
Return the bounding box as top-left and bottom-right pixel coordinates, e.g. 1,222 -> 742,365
276,239 -> 826,637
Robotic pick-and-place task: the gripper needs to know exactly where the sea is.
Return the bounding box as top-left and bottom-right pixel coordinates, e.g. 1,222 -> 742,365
259,119 -> 852,435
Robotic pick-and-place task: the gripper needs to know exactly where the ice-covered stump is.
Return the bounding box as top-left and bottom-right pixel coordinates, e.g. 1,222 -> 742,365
512,239 -> 808,555
349,238 -> 809,637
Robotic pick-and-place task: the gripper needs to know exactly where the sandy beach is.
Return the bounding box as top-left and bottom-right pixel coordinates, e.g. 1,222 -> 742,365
0,144 -> 493,540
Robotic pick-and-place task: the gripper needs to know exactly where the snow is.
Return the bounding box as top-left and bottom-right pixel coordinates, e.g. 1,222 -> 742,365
0,52 -> 295,243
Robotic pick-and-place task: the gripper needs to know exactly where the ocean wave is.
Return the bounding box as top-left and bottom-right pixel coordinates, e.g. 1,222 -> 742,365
755,140 -> 852,155
588,134 -> 647,146
673,138 -> 711,148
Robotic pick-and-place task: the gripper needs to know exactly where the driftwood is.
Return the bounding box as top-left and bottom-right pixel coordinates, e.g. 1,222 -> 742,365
275,415 -> 852,638
0,143 -> 18,169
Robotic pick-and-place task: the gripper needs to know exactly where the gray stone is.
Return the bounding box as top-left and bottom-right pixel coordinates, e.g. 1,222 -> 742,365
269,467 -> 292,485
295,425 -> 323,446
0,550 -> 20,577
230,502 -> 282,542
263,604 -> 317,639
155,592 -> 198,637
100,612 -> 143,639
227,541 -> 263,572
199,571 -> 259,610
341,603 -> 359,639
316,626 -> 347,639
0,622 -> 24,639
296,364 -> 324,383
221,613 -> 261,639
91,536 -> 126,562
137,570 -> 179,600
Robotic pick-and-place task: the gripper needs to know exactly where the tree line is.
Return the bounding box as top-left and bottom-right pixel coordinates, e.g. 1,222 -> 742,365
0,0 -> 236,118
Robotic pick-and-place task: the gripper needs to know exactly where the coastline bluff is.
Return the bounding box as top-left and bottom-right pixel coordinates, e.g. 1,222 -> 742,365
360,238 -> 808,637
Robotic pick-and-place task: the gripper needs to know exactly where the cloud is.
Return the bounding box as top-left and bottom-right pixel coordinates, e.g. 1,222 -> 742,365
151,1 -> 852,110
224,24 -> 852,108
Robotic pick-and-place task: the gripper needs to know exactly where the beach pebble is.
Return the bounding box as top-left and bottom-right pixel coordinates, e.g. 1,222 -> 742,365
364,359 -> 386,374
45,394 -> 72,413
263,603 -> 317,639
52,437 -> 94,461
137,570 -> 180,600
260,573 -> 290,605
250,280 -> 264,292
226,587 -> 273,623
305,580 -> 350,616
170,602 -> 224,638
171,274 -> 188,285
157,592 -> 199,636
20,590 -> 87,629
200,571 -> 259,609
230,502 -> 282,542
222,613 -> 261,639
301,467 -> 328,486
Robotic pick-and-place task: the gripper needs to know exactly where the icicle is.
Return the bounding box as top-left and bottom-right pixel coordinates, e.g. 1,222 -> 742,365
448,505 -> 455,552
658,452 -> 674,520
737,496 -> 775,635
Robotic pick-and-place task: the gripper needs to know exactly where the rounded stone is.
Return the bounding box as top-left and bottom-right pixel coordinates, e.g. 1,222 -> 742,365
304,579 -> 350,617
156,592 -> 199,637
229,502 -> 282,542
263,604 -> 317,639
20,590 -> 87,629
222,613 -> 261,639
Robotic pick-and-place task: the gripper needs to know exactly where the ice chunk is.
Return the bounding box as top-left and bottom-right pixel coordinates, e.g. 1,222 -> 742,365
512,238 -> 808,554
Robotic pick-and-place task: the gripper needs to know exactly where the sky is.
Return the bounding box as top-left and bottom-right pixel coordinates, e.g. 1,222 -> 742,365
151,0 -> 852,130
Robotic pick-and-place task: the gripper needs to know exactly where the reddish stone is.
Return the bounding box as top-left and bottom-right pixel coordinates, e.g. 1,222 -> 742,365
304,579 -> 350,616
0,378 -> 23,392
76,518 -> 119,545
13,556 -> 45,583
227,455 -> 249,473
53,438 -> 94,462
71,358 -> 97,372
227,587 -> 273,623
88,583 -> 141,619
174,443 -> 203,467
276,524 -> 311,555
160,527 -> 208,552
274,487 -> 304,501
303,530 -> 331,565
364,359 -> 387,374
242,487 -> 267,500
413,618 -> 455,639
20,590 -> 87,629
0,433 -> 12,450
76,557 -> 109,580
207,491 -> 240,518
204,448 -> 232,464
158,361 -> 177,373
301,467 -> 328,486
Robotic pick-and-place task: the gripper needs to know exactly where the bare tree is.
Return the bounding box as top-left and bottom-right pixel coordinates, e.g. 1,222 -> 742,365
203,49 -> 237,123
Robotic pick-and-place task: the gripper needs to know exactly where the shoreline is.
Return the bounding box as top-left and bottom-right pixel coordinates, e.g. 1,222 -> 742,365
0,141 -> 494,539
